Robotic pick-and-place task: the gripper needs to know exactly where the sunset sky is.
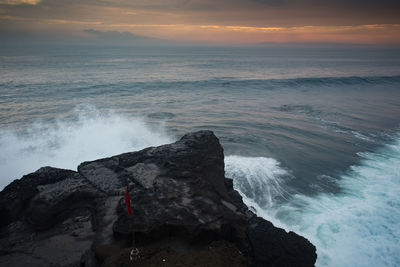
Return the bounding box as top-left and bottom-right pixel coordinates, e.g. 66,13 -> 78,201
1,0 -> 400,45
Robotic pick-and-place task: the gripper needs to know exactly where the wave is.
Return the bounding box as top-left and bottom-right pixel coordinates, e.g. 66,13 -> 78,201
3,75 -> 400,94
225,155 -> 292,226
227,135 -> 400,266
266,75 -> 400,87
0,107 -> 172,190
69,75 -> 400,90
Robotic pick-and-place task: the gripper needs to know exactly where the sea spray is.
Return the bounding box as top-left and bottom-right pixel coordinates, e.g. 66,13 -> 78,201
225,155 -> 292,227
225,156 -> 290,208
0,108 -> 172,189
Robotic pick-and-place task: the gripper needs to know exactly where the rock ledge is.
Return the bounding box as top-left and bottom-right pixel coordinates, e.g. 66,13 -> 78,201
0,131 -> 316,266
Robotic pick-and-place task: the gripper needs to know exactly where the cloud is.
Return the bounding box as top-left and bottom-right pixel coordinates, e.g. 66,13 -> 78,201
251,0 -> 286,6
1,0 -> 399,45
0,15 -> 102,25
47,19 -> 101,25
2,0 -> 400,27
0,0 -> 40,5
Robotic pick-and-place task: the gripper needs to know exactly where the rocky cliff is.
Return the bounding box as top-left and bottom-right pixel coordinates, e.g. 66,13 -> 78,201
0,131 -> 316,266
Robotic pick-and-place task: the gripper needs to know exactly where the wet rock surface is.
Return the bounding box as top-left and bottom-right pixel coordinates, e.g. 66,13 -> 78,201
0,130 -> 316,266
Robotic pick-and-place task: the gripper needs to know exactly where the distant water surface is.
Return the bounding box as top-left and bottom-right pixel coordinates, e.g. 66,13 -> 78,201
1,45 -> 400,266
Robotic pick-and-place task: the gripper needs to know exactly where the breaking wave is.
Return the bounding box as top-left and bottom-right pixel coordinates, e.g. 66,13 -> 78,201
226,135 -> 400,267
0,108 -> 172,189
225,155 -> 291,227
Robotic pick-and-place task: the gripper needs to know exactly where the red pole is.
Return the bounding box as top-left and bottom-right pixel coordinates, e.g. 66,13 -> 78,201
125,182 -> 135,247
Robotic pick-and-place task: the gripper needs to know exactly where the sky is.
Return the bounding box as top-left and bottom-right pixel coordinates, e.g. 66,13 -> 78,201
1,0 -> 400,45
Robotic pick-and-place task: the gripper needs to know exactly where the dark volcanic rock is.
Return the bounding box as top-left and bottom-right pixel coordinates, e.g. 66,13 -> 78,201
246,216 -> 316,267
78,131 -> 245,246
0,130 -> 316,266
0,167 -> 84,228
0,167 -> 103,266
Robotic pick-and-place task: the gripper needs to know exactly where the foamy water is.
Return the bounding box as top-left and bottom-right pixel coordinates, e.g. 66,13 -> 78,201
227,136 -> 400,267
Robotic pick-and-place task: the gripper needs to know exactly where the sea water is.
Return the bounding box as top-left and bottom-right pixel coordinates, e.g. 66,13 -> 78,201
1,45 -> 400,266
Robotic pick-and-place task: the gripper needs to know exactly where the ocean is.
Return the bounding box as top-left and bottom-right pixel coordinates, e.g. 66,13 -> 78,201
1,45 -> 400,266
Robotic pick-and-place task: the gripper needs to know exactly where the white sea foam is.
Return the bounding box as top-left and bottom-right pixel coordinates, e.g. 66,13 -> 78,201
0,108 -> 172,189
226,137 -> 400,267
225,155 -> 291,227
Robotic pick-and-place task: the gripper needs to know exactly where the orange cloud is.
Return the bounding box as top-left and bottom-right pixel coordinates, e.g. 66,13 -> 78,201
0,15 -> 102,25
46,19 -> 102,25
1,7 -> 399,45
226,26 -> 285,32
109,23 -> 179,28
0,15 -> 28,21
0,0 -> 40,5
135,23 -> 400,44
199,25 -> 221,29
